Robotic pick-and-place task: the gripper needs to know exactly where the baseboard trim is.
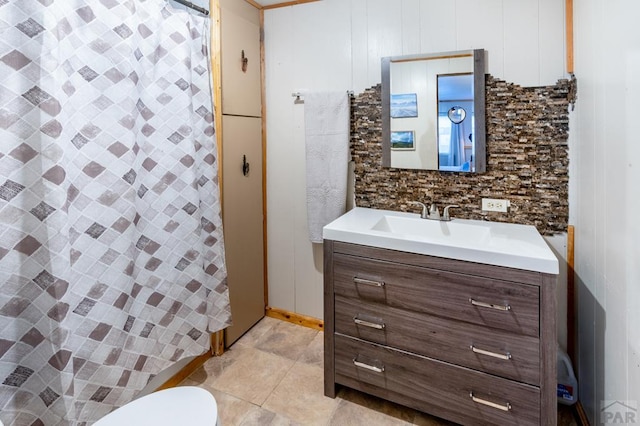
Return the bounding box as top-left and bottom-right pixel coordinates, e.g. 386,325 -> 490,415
265,306 -> 324,331
156,351 -> 212,391
574,401 -> 590,426
157,330 -> 226,391
212,330 -> 225,355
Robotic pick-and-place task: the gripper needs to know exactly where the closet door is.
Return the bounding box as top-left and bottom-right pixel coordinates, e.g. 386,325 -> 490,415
220,0 -> 263,346
222,115 -> 264,345
220,1 -> 261,117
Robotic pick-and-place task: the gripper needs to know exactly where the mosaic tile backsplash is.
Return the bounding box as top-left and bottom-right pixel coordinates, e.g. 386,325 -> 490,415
351,76 -> 572,236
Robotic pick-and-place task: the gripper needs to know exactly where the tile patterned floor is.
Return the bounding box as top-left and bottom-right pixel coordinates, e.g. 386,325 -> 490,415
181,317 -> 578,425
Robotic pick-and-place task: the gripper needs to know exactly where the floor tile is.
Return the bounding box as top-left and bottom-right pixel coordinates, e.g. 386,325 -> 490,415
183,345 -> 246,388
179,317 -> 579,426
253,319 -> 318,361
297,331 -> 324,368
207,389 -> 261,425
233,316 -> 281,349
330,387 -> 416,425
209,346 -> 294,405
239,406 -> 299,426
262,362 -> 338,425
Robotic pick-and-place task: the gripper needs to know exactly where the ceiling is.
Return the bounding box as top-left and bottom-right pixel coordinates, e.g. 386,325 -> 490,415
438,74 -> 474,102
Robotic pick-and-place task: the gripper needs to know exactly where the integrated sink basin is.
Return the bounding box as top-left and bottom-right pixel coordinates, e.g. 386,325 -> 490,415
323,207 -> 559,274
371,215 -> 491,245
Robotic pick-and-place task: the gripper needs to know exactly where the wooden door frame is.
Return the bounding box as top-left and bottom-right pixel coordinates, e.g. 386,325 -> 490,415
210,0 -> 225,355
211,0 -> 267,352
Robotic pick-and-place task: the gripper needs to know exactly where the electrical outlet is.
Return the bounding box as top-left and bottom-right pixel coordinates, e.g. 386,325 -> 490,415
482,198 -> 510,212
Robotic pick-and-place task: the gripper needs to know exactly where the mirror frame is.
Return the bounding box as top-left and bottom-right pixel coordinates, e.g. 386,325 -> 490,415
381,49 -> 486,173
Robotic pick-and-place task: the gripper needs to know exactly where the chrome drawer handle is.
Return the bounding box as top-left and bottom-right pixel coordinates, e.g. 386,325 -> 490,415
354,316 -> 385,330
470,392 -> 512,412
353,358 -> 385,373
470,345 -> 512,360
469,298 -> 511,311
353,277 -> 385,287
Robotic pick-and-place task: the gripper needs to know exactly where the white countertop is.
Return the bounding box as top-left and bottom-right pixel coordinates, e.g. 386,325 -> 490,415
323,207 -> 559,274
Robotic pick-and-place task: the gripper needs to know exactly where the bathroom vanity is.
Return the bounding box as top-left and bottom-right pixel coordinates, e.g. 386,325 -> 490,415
323,208 -> 559,425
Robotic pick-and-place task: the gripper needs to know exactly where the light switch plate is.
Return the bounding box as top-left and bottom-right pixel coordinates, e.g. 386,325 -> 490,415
482,198 -> 510,212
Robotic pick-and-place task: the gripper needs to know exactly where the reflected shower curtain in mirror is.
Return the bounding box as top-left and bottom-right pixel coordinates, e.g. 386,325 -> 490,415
0,1 -> 231,424
447,123 -> 466,167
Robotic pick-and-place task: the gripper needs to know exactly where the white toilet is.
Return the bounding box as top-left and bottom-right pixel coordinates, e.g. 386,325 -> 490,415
94,386 -> 218,426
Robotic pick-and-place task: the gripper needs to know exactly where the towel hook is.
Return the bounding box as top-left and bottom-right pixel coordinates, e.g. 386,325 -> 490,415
242,155 -> 250,176
241,50 -> 248,73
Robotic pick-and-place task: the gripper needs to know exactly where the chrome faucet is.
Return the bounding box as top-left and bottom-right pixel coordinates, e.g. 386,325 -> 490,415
410,201 -> 460,221
408,201 -> 429,219
442,205 -> 460,221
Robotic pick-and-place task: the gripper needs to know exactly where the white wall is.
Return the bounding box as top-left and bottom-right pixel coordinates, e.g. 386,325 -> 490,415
571,0 -> 640,422
264,0 -> 567,320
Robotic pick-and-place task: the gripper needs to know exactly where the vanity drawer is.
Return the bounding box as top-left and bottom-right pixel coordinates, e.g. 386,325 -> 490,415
333,253 -> 540,337
334,334 -> 540,426
335,295 -> 540,385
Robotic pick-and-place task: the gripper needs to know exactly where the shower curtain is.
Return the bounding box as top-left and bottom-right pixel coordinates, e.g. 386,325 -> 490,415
0,1 -> 231,424
448,123 -> 466,167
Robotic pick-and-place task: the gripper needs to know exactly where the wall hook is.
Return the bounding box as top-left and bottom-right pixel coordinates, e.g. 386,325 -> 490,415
242,154 -> 250,176
241,50 -> 248,73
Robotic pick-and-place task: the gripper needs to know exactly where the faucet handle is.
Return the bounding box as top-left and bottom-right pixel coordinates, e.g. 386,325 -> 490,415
442,205 -> 460,221
408,201 -> 429,219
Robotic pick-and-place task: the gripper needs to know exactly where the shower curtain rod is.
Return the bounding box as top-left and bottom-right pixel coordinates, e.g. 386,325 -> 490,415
172,0 -> 210,15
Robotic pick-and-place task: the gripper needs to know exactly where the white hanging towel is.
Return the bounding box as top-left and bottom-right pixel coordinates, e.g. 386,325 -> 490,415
304,91 -> 350,243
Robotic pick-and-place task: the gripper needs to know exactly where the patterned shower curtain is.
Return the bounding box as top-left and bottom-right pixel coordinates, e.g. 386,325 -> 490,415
0,1 -> 231,424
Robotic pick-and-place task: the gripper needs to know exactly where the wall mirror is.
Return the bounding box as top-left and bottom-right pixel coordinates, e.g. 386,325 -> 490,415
381,49 -> 486,173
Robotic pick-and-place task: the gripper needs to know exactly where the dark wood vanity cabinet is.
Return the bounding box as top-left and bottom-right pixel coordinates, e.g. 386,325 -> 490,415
324,240 -> 557,426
